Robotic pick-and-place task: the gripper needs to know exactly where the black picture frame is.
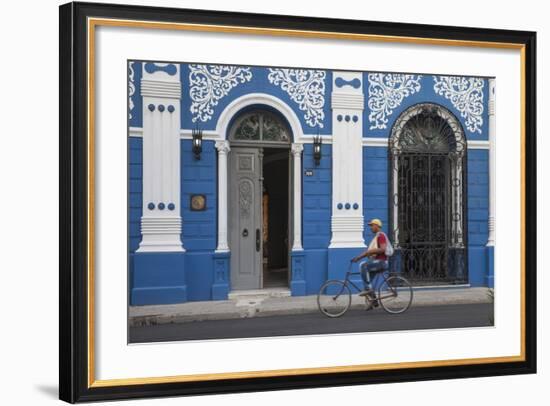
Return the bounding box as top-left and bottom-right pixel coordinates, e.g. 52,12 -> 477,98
59,1 -> 537,403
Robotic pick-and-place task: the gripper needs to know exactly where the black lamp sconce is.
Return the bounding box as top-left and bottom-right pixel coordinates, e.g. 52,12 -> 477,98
313,133 -> 322,166
192,125 -> 203,160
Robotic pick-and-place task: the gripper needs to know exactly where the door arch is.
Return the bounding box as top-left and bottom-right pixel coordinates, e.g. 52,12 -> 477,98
389,103 -> 468,284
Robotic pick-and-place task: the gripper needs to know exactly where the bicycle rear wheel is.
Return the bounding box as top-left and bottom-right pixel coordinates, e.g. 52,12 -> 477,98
317,280 -> 351,318
378,275 -> 413,314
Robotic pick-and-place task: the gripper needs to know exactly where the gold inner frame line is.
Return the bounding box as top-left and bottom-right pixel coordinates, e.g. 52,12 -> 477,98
86,17 -> 527,388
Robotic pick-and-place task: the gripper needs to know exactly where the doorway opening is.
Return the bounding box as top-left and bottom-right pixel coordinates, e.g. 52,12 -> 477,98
262,148 -> 290,288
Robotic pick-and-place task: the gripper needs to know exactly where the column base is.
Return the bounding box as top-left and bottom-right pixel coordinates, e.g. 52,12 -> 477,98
130,251 -> 186,305
290,250 -> 306,296
212,251 -> 230,300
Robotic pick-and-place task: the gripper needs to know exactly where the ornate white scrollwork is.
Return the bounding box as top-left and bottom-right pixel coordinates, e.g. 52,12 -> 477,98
367,73 -> 423,130
128,62 -> 135,120
189,64 -> 253,122
267,68 -> 326,128
433,76 -> 485,134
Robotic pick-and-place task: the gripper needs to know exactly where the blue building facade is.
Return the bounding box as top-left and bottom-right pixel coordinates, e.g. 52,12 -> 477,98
128,61 -> 494,306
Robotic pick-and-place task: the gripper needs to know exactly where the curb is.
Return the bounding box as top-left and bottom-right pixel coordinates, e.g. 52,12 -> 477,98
130,288 -> 493,327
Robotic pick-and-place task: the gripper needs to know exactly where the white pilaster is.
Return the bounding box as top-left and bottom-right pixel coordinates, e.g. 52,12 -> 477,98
291,143 -> 304,251
329,72 -> 365,248
137,63 -> 184,252
215,140 -> 231,252
487,79 -> 496,247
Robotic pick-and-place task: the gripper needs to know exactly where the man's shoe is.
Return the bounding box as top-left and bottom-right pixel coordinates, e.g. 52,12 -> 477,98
366,293 -> 379,308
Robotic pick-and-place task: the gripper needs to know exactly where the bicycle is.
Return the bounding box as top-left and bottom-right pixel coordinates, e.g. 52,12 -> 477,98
317,260 -> 413,318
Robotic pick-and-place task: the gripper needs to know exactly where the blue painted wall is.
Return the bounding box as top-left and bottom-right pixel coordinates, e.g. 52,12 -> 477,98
363,146 -> 388,243
302,143 -> 332,294
181,139 -> 218,301
128,136 -> 142,253
467,149 -> 489,286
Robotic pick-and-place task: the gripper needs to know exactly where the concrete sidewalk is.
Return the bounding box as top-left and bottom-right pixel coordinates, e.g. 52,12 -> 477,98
129,287 -> 493,326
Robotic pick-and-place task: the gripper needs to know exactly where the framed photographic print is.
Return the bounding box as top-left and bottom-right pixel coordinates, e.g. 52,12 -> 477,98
59,1 -> 537,403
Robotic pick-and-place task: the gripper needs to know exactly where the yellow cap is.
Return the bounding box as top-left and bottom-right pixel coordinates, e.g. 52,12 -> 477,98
368,218 -> 382,227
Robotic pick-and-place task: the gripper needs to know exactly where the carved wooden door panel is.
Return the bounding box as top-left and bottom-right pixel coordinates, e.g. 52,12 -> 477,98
229,148 -> 262,290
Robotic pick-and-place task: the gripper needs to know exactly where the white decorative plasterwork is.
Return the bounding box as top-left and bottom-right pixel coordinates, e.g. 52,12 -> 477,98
433,76 -> 485,134
267,68 -> 326,128
128,62 -> 135,120
189,64 -> 253,123
367,73 -> 422,130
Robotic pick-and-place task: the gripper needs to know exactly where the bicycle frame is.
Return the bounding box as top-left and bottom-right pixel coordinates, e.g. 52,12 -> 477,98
341,262 -> 400,300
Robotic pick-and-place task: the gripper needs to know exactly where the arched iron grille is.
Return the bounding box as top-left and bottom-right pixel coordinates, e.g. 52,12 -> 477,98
389,103 -> 468,285
230,110 -> 291,143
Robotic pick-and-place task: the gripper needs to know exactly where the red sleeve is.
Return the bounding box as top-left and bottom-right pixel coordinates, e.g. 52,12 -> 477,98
377,233 -> 386,246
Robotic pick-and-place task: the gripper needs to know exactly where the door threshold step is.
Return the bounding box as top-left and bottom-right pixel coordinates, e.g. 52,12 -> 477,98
228,288 -> 291,300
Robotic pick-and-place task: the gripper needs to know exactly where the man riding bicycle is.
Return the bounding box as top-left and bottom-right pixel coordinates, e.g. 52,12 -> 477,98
351,218 -> 391,309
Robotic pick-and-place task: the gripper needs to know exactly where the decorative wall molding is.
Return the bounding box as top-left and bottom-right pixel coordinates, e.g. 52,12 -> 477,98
267,68 -> 326,128
335,77 -> 361,89
129,62 -> 135,120
189,64 -> 253,123
216,93 -> 304,142
138,217 -> 183,252
331,93 -> 364,110
144,62 -> 177,76
330,71 -> 365,248
367,73 -> 422,130
140,79 -> 181,99
138,63 -> 184,253
433,75 -> 485,134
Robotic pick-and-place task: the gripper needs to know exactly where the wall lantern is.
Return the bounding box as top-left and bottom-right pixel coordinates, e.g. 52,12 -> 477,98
192,125 -> 203,160
313,133 -> 322,166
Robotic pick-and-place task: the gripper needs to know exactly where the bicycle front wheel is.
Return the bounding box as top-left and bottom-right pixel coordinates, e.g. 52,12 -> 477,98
317,280 -> 351,318
378,275 -> 413,314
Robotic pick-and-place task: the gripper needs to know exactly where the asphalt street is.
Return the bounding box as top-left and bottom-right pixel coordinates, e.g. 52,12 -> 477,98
129,303 -> 493,343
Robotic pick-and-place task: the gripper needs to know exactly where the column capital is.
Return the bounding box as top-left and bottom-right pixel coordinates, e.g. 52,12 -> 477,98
291,143 -> 304,155
215,139 -> 231,154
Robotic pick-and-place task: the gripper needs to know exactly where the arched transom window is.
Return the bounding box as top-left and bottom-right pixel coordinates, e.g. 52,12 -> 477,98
230,111 -> 291,143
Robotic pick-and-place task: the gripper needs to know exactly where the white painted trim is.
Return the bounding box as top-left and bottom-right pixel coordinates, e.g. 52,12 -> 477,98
329,71 -> 366,248
468,140 -> 490,149
129,127 -> 143,137
487,79 -> 496,247
291,143 -> 304,251
130,128 -> 491,151
131,128 -> 336,142
215,140 -> 231,252
362,137 -> 388,147
137,64 -> 184,253
140,79 -> 181,99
